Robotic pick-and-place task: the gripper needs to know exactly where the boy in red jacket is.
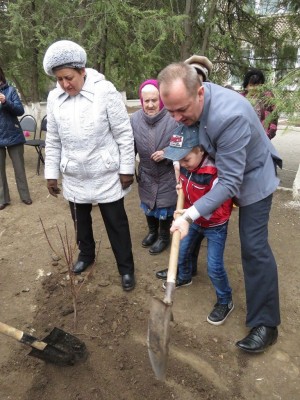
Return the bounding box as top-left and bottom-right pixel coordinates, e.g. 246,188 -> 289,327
156,126 -> 234,325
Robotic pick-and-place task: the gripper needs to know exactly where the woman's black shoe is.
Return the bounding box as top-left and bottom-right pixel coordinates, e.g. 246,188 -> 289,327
22,199 -> 32,205
142,216 -> 159,247
121,274 -> 135,291
72,260 -> 94,274
142,232 -> 158,247
149,237 -> 170,254
149,217 -> 172,254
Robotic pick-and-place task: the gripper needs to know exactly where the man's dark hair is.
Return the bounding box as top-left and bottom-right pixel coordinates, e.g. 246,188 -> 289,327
243,68 -> 265,89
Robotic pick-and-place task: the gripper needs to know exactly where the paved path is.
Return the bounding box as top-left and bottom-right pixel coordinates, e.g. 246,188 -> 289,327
272,123 -> 300,190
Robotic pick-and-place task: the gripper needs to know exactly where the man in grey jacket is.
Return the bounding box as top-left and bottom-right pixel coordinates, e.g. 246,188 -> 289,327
158,62 -> 282,353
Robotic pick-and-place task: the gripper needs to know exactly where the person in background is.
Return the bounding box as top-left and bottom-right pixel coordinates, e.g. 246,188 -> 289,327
0,67 -> 32,210
43,40 -> 136,291
241,68 -> 278,139
130,80 -> 177,255
224,84 -> 235,91
184,55 -> 213,84
158,62 -> 282,353
156,126 -> 234,326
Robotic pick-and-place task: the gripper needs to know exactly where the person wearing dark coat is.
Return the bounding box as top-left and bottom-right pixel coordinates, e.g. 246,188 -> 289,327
130,79 -> 178,254
241,68 -> 278,140
0,67 -> 32,210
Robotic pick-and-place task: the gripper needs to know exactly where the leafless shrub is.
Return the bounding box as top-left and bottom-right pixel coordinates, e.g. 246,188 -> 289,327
40,215 -> 100,330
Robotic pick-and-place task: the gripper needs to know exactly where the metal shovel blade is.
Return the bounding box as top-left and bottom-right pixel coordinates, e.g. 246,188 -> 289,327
147,189 -> 184,380
147,297 -> 172,381
29,327 -> 88,366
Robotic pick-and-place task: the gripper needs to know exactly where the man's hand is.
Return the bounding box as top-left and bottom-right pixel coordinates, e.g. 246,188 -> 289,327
170,215 -> 190,239
47,179 -> 61,197
119,174 -> 134,190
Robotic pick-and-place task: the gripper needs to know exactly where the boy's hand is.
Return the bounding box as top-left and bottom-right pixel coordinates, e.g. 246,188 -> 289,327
173,161 -> 180,182
175,181 -> 182,191
173,209 -> 186,217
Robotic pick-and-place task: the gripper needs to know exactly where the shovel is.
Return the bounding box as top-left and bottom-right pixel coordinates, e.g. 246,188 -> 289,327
147,188 -> 184,381
0,321 -> 88,366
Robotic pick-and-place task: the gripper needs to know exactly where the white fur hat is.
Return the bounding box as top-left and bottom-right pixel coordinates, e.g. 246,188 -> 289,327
184,55 -> 213,81
43,40 -> 87,76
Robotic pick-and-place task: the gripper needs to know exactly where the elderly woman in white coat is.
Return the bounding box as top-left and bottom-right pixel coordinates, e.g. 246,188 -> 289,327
43,40 -> 136,291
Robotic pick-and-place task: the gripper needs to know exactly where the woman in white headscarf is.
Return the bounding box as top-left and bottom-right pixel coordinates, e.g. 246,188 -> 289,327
43,40 -> 136,291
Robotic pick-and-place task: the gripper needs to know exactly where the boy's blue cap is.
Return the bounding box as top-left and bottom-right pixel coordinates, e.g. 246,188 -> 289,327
164,125 -> 199,161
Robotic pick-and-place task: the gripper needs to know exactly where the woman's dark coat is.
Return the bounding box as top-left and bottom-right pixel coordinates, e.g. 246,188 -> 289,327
131,108 -> 177,210
0,83 -> 25,147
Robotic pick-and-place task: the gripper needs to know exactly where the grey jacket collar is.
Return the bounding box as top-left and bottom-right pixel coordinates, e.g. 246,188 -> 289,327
142,107 -> 168,125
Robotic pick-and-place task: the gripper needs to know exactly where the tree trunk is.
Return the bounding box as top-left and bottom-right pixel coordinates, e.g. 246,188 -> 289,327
29,0 -> 39,103
201,0 -> 218,54
11,74 -> 29,105
96,26 -> 108,74
180,0 -> 193,60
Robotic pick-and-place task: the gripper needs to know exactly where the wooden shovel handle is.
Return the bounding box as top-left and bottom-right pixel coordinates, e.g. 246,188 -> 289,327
166,228 -> 182,284
0,321 -> 47,351
164,189 -> 185,304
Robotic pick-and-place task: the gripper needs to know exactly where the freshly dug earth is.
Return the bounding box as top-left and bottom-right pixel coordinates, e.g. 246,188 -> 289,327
0,146 -> 299,400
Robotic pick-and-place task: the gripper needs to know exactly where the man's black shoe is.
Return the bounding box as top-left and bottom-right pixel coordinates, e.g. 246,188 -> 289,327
72,260 -> 94,274
121,274 -> 135,291
236,326 -> 278,353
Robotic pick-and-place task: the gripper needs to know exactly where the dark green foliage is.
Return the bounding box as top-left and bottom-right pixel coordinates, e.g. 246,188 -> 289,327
0,0 -> 299,117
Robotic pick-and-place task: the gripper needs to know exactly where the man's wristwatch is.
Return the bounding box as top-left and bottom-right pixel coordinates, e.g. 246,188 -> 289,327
183,214 -> 193,224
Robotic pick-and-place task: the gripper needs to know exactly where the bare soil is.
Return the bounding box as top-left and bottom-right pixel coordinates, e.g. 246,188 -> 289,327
0,146 -> 299,400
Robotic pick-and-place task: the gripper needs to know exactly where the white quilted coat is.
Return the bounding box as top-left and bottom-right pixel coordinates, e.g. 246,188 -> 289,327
45,69 -> 135,203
